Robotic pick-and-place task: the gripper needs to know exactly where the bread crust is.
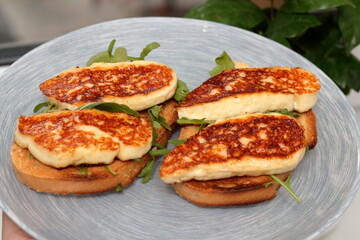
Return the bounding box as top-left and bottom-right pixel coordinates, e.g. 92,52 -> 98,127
172,110 -> 317,206
11,100 -> 178,194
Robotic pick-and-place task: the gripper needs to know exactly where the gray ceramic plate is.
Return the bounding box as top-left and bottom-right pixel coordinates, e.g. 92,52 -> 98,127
1,17 -> 360,240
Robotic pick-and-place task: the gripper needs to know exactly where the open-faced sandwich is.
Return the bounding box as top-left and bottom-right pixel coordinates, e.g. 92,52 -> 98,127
11,40 -> 183,194
160,53 -> 320,206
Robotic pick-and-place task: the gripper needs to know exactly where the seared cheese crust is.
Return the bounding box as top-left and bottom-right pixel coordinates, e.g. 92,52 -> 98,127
14,109 -> 152,168
178,67 -> 320,120
40,61 -> 177,111
160,113 -> 306,184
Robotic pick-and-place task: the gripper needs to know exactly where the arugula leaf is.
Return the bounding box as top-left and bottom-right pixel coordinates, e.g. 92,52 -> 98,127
173,79 -> 190,102
86,39 -> 128,66
78,102 -> 140,117
168,139 -> 187,146
86,40 -> 160,66
338,0 -> 360,55
128,42 -> 160,61
209,51 -> 235,76
185,0 -> 266,30
148,105 -> 172,130
265,174 -> 302,203
281,0 -> 353,13
265,11 -> 321,48
75,166 -> 89,176
103,165 -> 117,176
177,117 -> 215,125
116,184 -> 123,192
149,147 -> 171,156
137,159 -> 155,183
33,101 -> 59,113
266,109 -> 301,118
147,109 -> 159,146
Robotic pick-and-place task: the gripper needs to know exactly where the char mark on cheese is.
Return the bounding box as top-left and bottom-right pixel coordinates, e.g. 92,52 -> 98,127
161,114 -> 305,177
179,67 -> 320,107
40,63 -> 174,105
17,110 -> 151,154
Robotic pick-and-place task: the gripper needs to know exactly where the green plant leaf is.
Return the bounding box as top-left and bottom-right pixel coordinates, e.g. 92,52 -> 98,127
281,0 -> 353,13
209,51 -> 235,76
177,117 -> 215,125
137,159 -> 155,183
265,174 -> 301,203
149,146 -> 171,157
127,42 -> 160,61
75,166 -> 89,176
115,184 -> 123,192
185,0 -> 266,30
265,11 -> 321,47
173,79 -> 190,102
168,139 -> 187,146
338,0 -> 360,55
103,165 -> 117,176
78,102 -> 140,117
148,105 -> 172,130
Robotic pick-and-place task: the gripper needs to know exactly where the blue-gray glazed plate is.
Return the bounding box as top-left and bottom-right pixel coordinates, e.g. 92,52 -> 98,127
0,17 -> 359,240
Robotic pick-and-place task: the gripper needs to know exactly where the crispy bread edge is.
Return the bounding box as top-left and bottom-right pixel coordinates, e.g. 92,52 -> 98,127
11,100 -> 178,194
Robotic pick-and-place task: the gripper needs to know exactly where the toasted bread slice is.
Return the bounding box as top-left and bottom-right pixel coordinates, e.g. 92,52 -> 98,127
15,109 -> 153,168
160,113 -> 308,184
39,61 -> 177,111
11,100 -> 178,194
177,67 -> 320,120
166,110 -> 316,206
173,172 -> 291,206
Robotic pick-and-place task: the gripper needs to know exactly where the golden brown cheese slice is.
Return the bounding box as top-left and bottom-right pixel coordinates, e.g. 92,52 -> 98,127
14,109 -> 152,168
40,61 -> 177,111
160,113 -> 306,184
177,67 -> 320,120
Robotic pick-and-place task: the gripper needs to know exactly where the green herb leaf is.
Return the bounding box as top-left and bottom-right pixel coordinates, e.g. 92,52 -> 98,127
185,0 -> 266,30
173,79 -> 190,102
139,42 -> 161,60
338,0 -> 360,55
155,143 -> 165,149
134,158 -> 141,162
78,102 -> 140,116
149,147 -> 171,157
266,109 -> 301,118
103,165 -> 117,176
116,184 -> 123,192
168,139 -> 187,146
281,0 -> 353,13
265,174 -> 301,203
33,101 -> 59,113
148,105 -> 172,130
86,39 -> 129,66
209,51 -> 235,76
265,11 -> 321,47
147,110 -> 158,147
75,166 -> 89,176
148,105 -> 162,118
138,159 -> 155,183
177,117 -> 215,125
28,153 -> 35,158
127,42 -> 160,61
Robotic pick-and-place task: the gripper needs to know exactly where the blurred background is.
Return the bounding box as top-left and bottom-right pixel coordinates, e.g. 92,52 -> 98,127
0,0 -> 205,64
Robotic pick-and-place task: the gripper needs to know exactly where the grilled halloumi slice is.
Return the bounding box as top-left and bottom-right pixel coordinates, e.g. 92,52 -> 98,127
40,61 -> 177,111
14,109 -> 152,168
177,67 -> 320,120
160,113 -> 306,184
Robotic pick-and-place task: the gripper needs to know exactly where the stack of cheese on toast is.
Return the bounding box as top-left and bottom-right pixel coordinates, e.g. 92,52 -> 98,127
160,65 -> 320,206
12,61 -> 179,194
